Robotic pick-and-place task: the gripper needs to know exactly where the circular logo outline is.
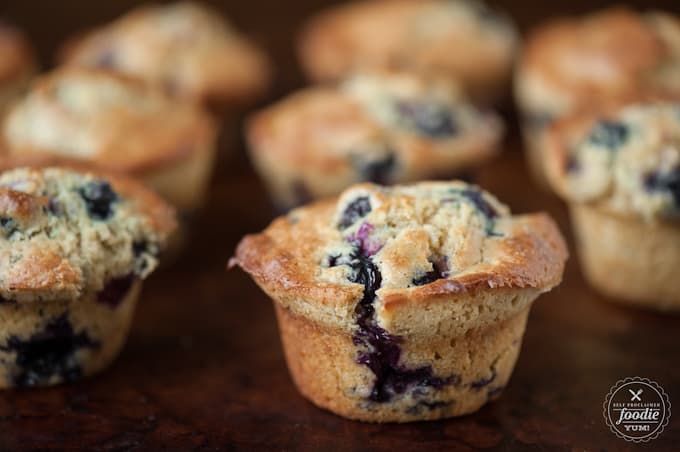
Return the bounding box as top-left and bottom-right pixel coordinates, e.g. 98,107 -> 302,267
603,377 -> 671,443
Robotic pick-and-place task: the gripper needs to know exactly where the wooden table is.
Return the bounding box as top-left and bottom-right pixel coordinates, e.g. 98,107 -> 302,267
1,0 -> 679,450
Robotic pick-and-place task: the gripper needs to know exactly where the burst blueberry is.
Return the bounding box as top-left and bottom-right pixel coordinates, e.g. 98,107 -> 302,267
644,167 -> 680,207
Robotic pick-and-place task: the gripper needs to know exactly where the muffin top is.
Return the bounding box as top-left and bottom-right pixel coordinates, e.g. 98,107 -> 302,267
546,99 -> 680,222
518,8 -> 680,115
61,1 -> 270,108
1,68 -> 216,174
232,181 -> 567,333
0,167 -> 176,303
298,0 -> 518,99
248,72 -> 503,181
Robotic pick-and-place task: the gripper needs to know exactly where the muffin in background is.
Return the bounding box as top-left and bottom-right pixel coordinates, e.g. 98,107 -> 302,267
246,71 -> 504,209
0,68 -> 217,248
231,181 -> 567,422
59,1 -> 270,113
298,0 -> 518,104
0,21 -> 37,115
515,7 -> 680,188
545,97 -> 680,310
0,167 -> 175,388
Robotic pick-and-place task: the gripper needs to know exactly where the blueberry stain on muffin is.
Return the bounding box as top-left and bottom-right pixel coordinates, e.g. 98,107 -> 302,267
412,256 -> 449,286
396,101 -> 458,138
0,217 -> 18,238
331,242 -> 457,403
587,120 -> 629,150
0,314 -> 98,387
78,181 -> 119,221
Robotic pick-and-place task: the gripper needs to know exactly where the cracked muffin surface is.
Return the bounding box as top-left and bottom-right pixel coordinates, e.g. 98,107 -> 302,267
60,1 -> 270,109
0,167 -> 175,303
232,181 -> 567,422
247,72 -> 503,208
0,167 -> 175,388
298,0 -> 518,103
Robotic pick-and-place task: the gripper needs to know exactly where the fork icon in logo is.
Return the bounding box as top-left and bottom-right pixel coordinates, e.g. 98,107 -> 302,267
629,388 -> 643,402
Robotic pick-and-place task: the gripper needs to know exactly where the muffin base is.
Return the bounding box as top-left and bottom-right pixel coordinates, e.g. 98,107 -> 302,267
571,204 -> 680,310
274,303 -> 529,423
0,281 -> 142,388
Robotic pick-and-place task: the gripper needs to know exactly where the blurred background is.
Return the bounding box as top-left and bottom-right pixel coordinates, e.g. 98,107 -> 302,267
3,0 -> 679,98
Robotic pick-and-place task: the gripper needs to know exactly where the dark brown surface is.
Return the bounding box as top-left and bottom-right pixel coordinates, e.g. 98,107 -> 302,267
1,1 -> 680,450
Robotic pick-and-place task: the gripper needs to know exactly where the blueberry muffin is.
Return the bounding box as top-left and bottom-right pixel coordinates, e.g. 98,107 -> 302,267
247,72 -> 503,209
231,181 -> 567,422
545,98 -> 680,311
298,0 -> 518,104
60,1 -> 270,111
0,167 -> 175,387
0,21 -> 36,115
0,68 -> 217,226
516,7 -> 680,187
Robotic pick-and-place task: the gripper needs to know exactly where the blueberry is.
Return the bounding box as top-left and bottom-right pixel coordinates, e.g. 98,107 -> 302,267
0,217 -> 17,237
0,314 -> 98,387
97,274 -> 135,308
396,100 -> 458,138
412,257 -> 449,286
644,167 -> 680,207
79,181 -> 118,221
352,153 -> 396,185
335,245 -> 456,403
338,197 -> 372,229
459,189 -> 498,221
587,120 -> 629,149
46,198 -> 62,216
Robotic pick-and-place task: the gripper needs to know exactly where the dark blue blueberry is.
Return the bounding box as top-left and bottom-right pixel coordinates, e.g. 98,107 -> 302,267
78,181 -> 119,221
644,167 -> 680,207
352,153 -> 396,185
0,217 -> 17,237
97,274 -> 135,308
0,314 -> 98,387
46,198 -> 62,216
459,189 -> 498,221
412,257 -> 449,286
397,101 -> 458,138
587,120 -> 629,149
338,196 -> 372,229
